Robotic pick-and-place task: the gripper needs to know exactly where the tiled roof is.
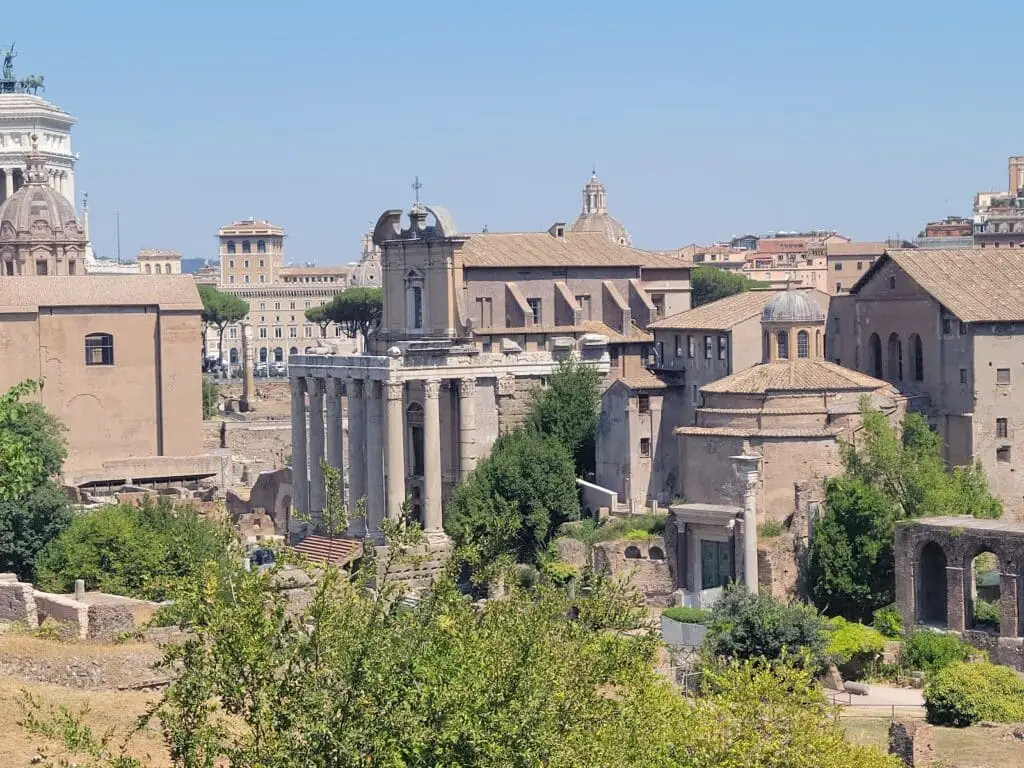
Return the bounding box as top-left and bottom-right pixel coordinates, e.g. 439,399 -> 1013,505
650,288 -> 828,330
290,534 -> 363,567
854,249 -> 1024,322
701,359 -> 892,394
825,241 -> 887,257
459,232 -> 688,269
675,426 -> 840,438
0,275 -> 203,312
612,370 -> 670,390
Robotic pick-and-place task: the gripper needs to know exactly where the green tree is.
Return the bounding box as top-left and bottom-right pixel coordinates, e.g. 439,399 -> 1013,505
691,265 -> 768,307
526,359 -> 601,475
704,584 -> 829,668
201,378 -> 219,419
808,402 -> 1002,621
446,428 -> 580,564
325,286 -> 382,347
198,284 -> 250,364
304,302 -> 332,339
34,497 -> 235,601
0,482 -> 71,581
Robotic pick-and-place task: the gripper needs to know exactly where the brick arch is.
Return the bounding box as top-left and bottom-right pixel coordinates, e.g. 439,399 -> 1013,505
916,539 -> 949,627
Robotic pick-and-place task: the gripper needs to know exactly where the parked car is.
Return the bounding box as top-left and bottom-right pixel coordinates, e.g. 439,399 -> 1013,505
270,361 -> 287,377
254,362 -> 269,377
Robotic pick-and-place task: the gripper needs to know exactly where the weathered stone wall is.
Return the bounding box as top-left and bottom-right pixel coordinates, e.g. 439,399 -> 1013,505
202,419 -> 292,469
497,375 -> 538,435
0,576 -> 37,628
887,719 -> 935,767
33,591 -> 89,640
86,603 -> 135,641
756,534 -> 800,600
592,537 -> 673,606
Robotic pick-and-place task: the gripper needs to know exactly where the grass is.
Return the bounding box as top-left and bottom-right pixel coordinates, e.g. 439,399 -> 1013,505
559,514 -> 666,546
758,520 -> 784,538
841,714 -> 1024,768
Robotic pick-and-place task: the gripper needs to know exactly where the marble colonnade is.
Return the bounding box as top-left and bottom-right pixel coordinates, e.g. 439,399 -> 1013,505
290,374 -> 478,540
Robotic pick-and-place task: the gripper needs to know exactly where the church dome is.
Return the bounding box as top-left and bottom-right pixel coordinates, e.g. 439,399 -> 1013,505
761,288 -> 825,324
0,138 -> 82,242
569,172 -> 632,246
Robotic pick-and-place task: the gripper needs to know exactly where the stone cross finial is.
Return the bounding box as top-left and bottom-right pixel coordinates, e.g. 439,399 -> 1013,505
412,176 -> 423,204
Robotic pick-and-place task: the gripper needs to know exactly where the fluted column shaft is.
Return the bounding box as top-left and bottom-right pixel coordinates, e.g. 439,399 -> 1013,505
423,379 -> 443,534
458,377 -> 477,481
308,378 -> 326,516
289,378 -> 309,518
366,381 -> 385,540
347,379 -> 367,536
384,381 -> 406,522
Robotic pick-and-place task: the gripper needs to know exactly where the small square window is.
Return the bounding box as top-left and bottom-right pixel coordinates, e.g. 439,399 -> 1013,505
638,394 -> 650,414
834,262 -> 842,271
639,437 -> 651,458
997,418 -> 1008,438
960,368 -> 968,384
997,445 -> 1012,463
997,368 -> 1011,385
84,333 -> 114,366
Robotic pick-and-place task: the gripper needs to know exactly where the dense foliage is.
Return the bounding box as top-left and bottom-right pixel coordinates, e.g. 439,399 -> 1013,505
303,303 -> 332,336
0,380 -> 71,579
21,532 -> 899,767
900,630 -> 973,675
526,360 -> 601,476
807,404 -> 1001,622
662,606 -> 711,625
871,603 -> 903,638
558,514 -> 666,545
704,585 -> 829,667
324,287 -> 382,345
691,265 -> 768,307
198,284 -> 250,363
34,498 -> 235,601
201,377 -> 219,419
924,661 -> 1024,727
825,617 -> 886,675
445,428 -> 580,564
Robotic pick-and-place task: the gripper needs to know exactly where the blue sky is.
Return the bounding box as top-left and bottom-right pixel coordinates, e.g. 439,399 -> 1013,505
2,1 -> 1018,263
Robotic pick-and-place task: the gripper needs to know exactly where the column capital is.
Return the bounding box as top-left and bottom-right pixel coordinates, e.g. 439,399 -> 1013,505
307,377 -> 325,397
289,377 -> 306,396
348,378 -> 365,398
424,378 -> 442,399
458,377 -> 477,398
384,380 -> 404,401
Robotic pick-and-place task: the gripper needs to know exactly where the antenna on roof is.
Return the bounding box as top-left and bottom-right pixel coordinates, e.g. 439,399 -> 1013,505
116,211 -> 121,264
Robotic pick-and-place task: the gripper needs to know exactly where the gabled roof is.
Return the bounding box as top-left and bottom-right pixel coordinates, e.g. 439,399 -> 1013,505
649,288 -> 828,331
0,275 -> 203,313
851,249 -> 1024,322
458,232 -> 687,269
700,359 -> 892,395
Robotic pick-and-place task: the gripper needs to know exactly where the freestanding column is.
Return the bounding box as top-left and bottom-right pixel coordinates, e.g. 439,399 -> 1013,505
731,454 -> 761,592
240,323 -> 255,412
289,377 -> 309,519
308,378 -> 326,517
422,379 -> 443,535
384,381 -> 406,523
347,379 -> 367,536
365,381 -> 385,540
458,377 -> 478,481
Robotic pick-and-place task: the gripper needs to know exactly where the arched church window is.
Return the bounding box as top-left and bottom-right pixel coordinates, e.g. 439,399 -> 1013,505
797,330 -> 809,358
165,263 -> 172,274
405,269 -> 425,330
887,332 -> 903,382
84,333 -> 114,366
869,333 -> 882,378
155,263 -> 162,274
777,331 -> 789,360
144,263 -> 151,274
257,240 -> 266,253
227,240 -> 235,254
910,333 -> 924,381
242,241 -> 251,254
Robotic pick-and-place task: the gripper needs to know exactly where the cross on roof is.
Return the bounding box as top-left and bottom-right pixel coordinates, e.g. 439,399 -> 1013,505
412,176 -> 423,204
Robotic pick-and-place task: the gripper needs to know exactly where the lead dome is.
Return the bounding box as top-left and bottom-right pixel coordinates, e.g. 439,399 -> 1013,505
760,287 -> 826,324
569,172 -> 632,246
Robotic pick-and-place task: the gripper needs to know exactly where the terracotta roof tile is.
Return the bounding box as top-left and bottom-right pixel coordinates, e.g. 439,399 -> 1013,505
290,535 -> 362,567
650,288 -> 829,330
458,232 -> 688,269
700,359 -> 893,394
857,249 -> 1024,322
612,370 -> 669,390
0,275 -> 202,312
825,241 -> 887,257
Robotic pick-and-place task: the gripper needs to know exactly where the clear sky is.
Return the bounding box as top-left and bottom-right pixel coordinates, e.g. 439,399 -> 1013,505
2,0 -> 1018,263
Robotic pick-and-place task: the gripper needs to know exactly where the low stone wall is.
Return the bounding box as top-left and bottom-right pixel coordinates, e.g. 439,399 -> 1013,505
592,537 -> 674,606
33,591 -> 89,640
0,576 -> 38,628
962,629 -> 1024,672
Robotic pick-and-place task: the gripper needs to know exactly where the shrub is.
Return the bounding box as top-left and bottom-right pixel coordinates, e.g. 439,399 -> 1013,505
757,520 -> 784,538
871,604 -> 903,638
973,598 -> 1000,630
901,631 -> 972,674
925,661 -> 1024,727
825,618 -> 886,666
540,560 -> 579,586
201,378 -> 219,419
558,514 -> 666,546
622,528 -> 654,541
662,606 -> 711,625
705,585 -> 829,668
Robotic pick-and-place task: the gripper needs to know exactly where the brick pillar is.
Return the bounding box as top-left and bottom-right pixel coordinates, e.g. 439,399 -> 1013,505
1000,571 -> 1020,638
888,719 -> 935,767
946,565 -> 965,632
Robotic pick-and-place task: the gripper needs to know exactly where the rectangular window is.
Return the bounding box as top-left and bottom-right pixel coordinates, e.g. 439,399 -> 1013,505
638,394 -> 650,414
229,328 -> 237,339
610,347 -> 619,366
259,274 -> 265,283
674,334 -> 683,357
228,260 -> 234,268
687,335 -> 696,358
275,302 -> 281,310
575,295 -> 591,321
639,437 -> 651,458
290,302 -> 296,310
959,321 -> 968,335
305,326 -> 312,338
259,259 -> 264,267
704,335 -> 713,359
834,262 -> 842,271
856,261 -> 862,270
259,327 -> 267,339
243,275 -> 250,283
640,346 -> 650,366
289,327 -> 297,338
228,275 -> 235,284
305,301 -> 311,309
84,333 -> 114,366
243,260 -> 249,268
651,294 -> 665,318
412,286 -> 424,328
997,445 -> 1012,463
274,327 -> 283,339
997,368 -> 1011,385
836,282 -> 842,293
942,318 -> 952,335
527,297 -> 542,325
718,335 -> 728,360
997,418 -> 1009,438
259,302 -> 265,311
960,368 -> 968,384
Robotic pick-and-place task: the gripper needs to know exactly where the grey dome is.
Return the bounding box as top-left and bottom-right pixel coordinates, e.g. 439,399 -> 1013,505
0,183 -> 82,241
761,290 -> 825,324
569,173 -> 632,246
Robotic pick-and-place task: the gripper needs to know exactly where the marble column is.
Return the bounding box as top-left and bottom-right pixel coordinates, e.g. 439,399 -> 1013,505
289,378 -> 309,518
308,378 -> 326,516
423,379 -> 443,535
365,381 -> 385,540
3,169 -> 13,201
384,381 -> 406,522
731,454 -> 761,592
458,377 -> 477,481
326,377 -> 344,496
347,379 -> 367,536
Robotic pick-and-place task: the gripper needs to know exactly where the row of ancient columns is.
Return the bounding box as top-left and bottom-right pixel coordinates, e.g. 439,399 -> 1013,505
290,375 -> 479,541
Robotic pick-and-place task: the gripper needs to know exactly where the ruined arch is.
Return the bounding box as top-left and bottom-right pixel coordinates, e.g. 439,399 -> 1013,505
964,547 -> 1003,633
917,540 -> 948,627
624,545 -> 641,559
648,546 -> 665,560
